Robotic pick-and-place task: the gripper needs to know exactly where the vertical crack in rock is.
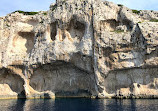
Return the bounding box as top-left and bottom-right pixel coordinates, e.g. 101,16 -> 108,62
50,22 -> 57,41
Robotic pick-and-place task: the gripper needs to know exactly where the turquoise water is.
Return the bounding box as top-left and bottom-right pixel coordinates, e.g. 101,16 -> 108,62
0,99 -> 158,111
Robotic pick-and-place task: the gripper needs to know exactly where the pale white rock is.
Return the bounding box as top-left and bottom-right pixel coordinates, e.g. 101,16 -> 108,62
0,0 -> 157,99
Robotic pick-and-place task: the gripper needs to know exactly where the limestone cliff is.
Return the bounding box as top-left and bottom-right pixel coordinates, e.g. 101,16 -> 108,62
0,0 -> 158,99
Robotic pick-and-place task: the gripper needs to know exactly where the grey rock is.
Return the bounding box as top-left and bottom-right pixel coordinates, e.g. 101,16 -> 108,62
0,0 -> 157,99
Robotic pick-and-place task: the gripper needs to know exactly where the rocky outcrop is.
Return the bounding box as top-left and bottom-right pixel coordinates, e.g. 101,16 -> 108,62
0,0 -> 157,99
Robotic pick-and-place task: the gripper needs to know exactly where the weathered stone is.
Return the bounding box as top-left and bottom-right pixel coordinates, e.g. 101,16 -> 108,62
0,0 -> 157,99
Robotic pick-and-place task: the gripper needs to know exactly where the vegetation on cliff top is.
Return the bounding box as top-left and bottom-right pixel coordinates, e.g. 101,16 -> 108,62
13,10 -> 38,15
132,10 -> 140,14
43,12 -> 47,15
150,18 -> 158,22
117,4 -> 123,7
52,4 -> 57,11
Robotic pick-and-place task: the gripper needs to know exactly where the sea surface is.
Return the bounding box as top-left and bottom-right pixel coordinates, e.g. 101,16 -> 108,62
0,98 -> 157,111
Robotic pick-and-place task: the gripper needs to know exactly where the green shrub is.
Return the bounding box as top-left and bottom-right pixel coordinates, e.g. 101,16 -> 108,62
13,10 -> 38,15
6,24 -> 10,27
111,30 -> 124,33
52,4 -> 57,11
150,19 -> 158,22
132,10 -> 140,14
118,4 -> 123,7
40,21 -> 44,24
43,12 -> 47,15
115,30 -> 124,33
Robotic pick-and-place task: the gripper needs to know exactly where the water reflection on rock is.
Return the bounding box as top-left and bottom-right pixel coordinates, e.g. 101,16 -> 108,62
0,99 -> 25,111
0,99 -> 158,111
24,99 -> 55,111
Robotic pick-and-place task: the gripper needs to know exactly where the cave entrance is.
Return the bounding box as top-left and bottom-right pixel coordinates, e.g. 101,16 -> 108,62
0,68 -> 25,98
29,61 -> 96,97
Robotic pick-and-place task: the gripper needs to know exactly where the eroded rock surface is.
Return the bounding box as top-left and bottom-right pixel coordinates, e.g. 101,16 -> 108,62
0,0 -> 157,99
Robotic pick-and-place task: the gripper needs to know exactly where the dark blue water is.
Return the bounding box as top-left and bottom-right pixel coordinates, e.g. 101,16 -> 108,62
0,99 -> 157,111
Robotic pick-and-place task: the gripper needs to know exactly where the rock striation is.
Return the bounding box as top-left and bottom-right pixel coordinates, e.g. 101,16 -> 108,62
0,0 -> 157,99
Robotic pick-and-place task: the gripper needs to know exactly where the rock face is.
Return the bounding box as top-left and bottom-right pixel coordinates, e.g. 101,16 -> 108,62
0,0 -> 158,99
